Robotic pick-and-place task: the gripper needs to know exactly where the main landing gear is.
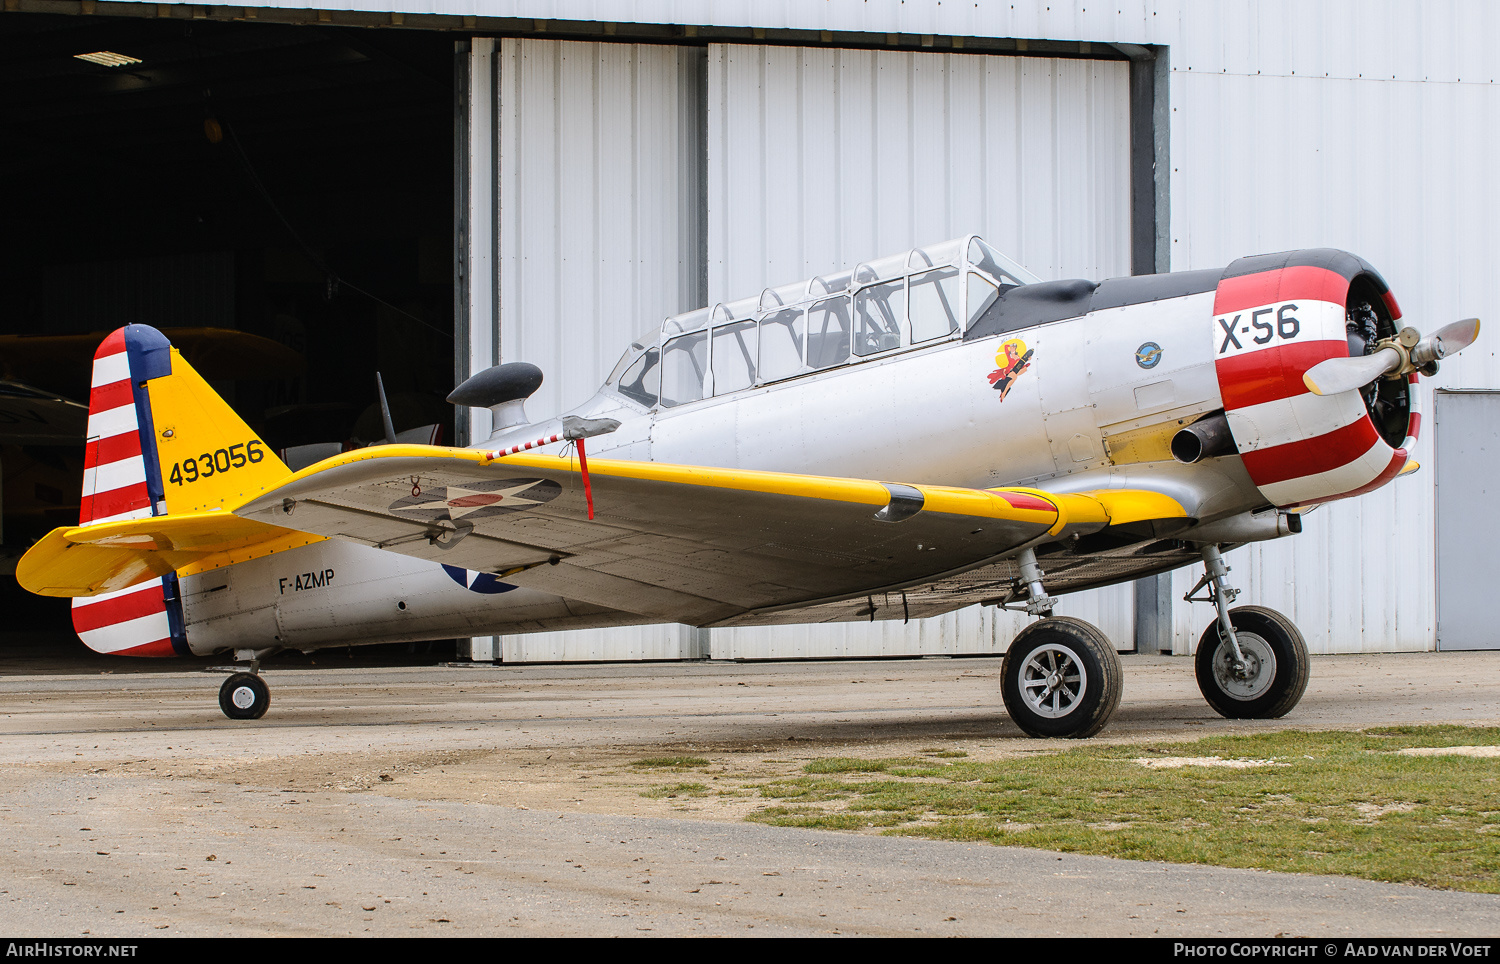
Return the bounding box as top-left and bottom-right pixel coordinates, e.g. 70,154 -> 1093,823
997,543 -> 1312,737
217,655 -> 271,720
1185,545 -> 1309,719
999,549 -> 1124,738
1002,616 -> 1123,738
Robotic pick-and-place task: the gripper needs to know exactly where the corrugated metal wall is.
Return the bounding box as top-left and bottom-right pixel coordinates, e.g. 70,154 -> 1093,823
495,38 -> 703,427
1162,3 -> 1500,654
492,38 -> 706,662
503,622 -> 706,663
705,44 -> 1134,659
706,45 -> 1130,300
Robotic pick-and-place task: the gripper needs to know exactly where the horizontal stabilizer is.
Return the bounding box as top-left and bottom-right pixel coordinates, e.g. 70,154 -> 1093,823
18,512 -> 321,597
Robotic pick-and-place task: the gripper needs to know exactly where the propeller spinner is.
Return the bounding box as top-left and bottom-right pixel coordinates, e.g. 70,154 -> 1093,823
1304,317 -> 1481,396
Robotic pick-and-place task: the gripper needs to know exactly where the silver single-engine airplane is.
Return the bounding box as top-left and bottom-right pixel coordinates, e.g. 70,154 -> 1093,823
17,236 -> 1480,737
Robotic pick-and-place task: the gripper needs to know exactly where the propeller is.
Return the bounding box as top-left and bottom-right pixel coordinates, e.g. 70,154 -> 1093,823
1303,318 -> 1480,396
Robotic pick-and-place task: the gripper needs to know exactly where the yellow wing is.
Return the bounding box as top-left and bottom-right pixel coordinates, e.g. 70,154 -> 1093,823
225,445 -> 1184,626
19,441 -> 1189,626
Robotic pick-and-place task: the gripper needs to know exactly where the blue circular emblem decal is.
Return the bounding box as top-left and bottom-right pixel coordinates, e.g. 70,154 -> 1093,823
441,564 -> 519,595
1135,342 -> 1164,369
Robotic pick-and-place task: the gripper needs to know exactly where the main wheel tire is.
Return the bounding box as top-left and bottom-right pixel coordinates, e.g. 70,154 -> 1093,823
1001,616 -> 1123,738
1194,605 -> 1309,719
219,673 -> 270,721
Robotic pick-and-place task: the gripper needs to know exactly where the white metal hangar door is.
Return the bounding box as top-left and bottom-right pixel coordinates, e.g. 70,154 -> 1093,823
488,38 -> 708,663
702,44 -> 1134,660
1435,391 -> 1500,651
493,38 -> 705,431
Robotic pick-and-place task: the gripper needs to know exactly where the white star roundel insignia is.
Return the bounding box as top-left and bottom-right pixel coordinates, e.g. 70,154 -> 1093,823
387,477 -> 562,522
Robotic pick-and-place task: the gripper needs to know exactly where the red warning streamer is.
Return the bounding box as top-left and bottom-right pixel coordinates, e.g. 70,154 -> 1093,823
486,432 -> 596,519
576,436 -> 594,520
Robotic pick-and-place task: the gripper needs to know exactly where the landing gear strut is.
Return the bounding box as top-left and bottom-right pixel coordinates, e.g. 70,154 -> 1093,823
999,549 -> 1123,738
1186,545 -> 1309,719
217,656 -> 271,720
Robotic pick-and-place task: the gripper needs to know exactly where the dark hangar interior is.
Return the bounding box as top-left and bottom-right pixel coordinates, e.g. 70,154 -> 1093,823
0,11 -> 456,644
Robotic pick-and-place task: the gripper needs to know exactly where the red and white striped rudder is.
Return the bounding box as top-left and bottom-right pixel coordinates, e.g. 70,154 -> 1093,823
72,326 -> 186,656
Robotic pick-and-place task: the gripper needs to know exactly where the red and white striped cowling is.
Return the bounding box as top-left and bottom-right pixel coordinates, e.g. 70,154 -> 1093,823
71,326 -> 183,657
1212,250 -> 1417,509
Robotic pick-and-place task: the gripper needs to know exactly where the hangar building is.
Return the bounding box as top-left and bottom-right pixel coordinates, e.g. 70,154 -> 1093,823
3,0 -> 1495,661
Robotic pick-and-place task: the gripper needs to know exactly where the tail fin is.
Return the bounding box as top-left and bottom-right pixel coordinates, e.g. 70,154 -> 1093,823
83,324 -> 289,521
70,325 -> 290,655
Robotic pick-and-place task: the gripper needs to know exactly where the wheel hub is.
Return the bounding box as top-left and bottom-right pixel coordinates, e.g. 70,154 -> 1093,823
1211,631 -> 1276,700
231,685 -> 258,710
1019,643 -> 1087,718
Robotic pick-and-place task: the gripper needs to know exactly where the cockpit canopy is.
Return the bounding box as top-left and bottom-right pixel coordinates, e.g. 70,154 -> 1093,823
606,235 -> 1038,409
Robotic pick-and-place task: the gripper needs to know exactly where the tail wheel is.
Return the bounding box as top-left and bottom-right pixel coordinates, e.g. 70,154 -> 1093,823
1194,605 -> 1309,719
1001,616 -> 1123,739
219,673 -> 270,721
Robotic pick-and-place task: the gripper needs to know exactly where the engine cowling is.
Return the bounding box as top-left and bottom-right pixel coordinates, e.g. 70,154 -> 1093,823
1210,249 -> 1417,508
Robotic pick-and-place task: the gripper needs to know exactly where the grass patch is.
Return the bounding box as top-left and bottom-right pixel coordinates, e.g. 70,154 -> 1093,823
748,805 -> 908,830
639,782 -> 708,799
742,727 -> 1500,893
804,757 -> 919,774
1365,725 -> 1490,742
753,778 -> 853,802
630,756 -> 710,770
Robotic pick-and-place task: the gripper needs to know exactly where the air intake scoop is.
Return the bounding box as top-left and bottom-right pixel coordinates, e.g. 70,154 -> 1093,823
448,362 -> 544,433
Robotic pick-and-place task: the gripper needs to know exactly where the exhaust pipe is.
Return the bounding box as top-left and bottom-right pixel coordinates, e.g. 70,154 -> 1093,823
1186,508 -> 1302,545
1171,412 -> 1236,464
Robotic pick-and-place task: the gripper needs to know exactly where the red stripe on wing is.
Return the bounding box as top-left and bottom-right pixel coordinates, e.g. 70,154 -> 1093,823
993,492 -> 1055,512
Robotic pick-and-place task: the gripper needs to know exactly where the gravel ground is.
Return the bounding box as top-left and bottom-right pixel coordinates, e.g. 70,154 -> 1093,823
3,650 -> 1499,937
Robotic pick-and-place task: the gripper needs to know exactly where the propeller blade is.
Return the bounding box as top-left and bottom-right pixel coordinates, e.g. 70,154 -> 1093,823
1412,317 -> 1481,366
1303,346 -> 1402,396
